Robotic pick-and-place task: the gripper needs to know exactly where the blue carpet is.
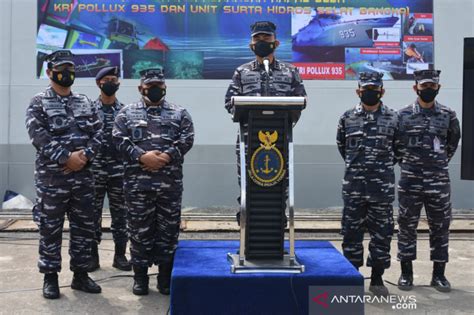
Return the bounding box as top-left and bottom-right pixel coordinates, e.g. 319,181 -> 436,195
170,240 -> 364,315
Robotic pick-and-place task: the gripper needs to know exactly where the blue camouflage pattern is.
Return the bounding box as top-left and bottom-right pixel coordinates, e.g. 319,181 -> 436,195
224,59 -> 306,186
26,86 -> 103,273
397,100 -> 461,263
336,103 -> 400,269
91,98 -> 127,245
113,99 -> 194,267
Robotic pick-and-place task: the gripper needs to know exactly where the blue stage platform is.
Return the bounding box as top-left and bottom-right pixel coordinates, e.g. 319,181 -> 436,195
170,240 -> 364,315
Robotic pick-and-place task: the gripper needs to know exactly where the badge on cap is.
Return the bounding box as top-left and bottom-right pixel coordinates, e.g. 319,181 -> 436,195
45,50 -> 75,69
251,21 -> 276,37
140,68 -> 165,84
414,70 -> 441,84
358,71 -> 384,87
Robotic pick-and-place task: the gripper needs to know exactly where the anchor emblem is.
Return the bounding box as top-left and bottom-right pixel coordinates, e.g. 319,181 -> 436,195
250,130 -> 285,187
257,154 -> 277,174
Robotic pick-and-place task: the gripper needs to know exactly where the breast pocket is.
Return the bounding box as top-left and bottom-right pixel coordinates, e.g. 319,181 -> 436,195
241,72 -> 261,94
345,120 -> 362,144
46,109 -> 70,134
429,117 -> 449,137
273,73 -> 292,94
71,102 -> 96,133
346,136 -> 362,150
160,120 -> 180,142
75,115 -> 97,134
376,126 -> 394,149
129,121 -> 149,142
406,135 -> 422,148
130,125 -> 148,142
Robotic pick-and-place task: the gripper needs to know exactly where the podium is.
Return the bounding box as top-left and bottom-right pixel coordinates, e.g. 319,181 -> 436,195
227,96 -> 306,273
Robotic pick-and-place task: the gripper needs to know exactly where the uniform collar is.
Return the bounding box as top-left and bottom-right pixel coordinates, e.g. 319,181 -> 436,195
412,99 -> 440,114
140,98 -> 169,109
46,86 -> 73,99
354,102 -> 385,116
97,97 -> 120,111
251,58 -> 281,71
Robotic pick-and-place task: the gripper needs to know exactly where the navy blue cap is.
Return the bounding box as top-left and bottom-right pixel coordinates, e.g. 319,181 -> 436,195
140,68 -> 165,84
251,21 -> 276,37
358,71 -> 384,87
45,50 -> 75,69
95,66 -> 119,81
414,70 -> 441,84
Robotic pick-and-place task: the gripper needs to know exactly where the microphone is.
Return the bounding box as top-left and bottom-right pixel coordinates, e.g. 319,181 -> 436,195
263,58 -> 270,74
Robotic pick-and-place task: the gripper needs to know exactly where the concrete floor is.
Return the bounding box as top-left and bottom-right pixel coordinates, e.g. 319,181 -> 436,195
0,232 -> 472,315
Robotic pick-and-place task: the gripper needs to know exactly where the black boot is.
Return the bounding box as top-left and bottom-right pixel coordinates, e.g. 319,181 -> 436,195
157,256 -> 174,295
132,265 -> 149,296
112,242 -> 131,271
431,262 -> 451,292
43,272 -> 60,299
369,264 -> 389,297
87,241 -> 100,272
71,272 -> 101,293
398,261 -> 414,291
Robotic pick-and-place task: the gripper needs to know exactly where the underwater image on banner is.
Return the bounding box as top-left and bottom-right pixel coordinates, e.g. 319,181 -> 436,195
37,0 -> 434,80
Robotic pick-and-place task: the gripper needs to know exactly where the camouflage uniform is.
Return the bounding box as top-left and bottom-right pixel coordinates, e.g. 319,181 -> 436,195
337,102 -> 400,269
113,99 -> 194,267
225,21 -> 306,197
225,59 -> 306,193
397,101 -> 460,262
225,59 -> 306,112
26,86 -> 103,273
91,98 -> 127,245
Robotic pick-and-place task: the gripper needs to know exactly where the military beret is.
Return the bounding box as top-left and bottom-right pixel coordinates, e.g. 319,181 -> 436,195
95,66 -> 119,81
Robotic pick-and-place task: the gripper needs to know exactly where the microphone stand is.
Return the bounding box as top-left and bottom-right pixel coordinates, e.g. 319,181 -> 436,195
263,58 -> 271,96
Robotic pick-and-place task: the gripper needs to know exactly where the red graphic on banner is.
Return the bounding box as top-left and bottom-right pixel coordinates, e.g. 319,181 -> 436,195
360,49 -> 401,55
403,36 -> 433,42
414,13 -> 433,19
374,42 -> 400,47
293,63 -> 345,80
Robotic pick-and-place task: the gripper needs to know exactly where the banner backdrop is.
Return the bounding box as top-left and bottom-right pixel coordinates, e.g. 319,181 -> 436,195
37,0 -> 434,80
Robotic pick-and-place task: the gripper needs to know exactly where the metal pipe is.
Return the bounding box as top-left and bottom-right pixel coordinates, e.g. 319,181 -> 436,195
238,124 -> 247,266
232,96 -> 306,106
288,127 -> 296,265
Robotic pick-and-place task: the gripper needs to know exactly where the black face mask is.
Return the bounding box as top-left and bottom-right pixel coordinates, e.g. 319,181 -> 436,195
417,88 -> 439,103
360,89 -> 382,106
251,41 -> 276,58
100,81 -> 119,97
52,70 -> 75,87
143,86 -> 166,103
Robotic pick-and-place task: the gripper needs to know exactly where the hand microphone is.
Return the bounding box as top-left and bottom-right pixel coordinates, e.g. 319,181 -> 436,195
263,58 -> 270,74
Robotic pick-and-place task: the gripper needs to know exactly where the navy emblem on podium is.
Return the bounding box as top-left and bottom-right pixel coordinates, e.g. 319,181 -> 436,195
249,130 -> 286,187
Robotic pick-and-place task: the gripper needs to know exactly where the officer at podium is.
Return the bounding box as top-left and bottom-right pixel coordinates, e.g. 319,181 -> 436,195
224,21 -> 307,223
396,70 -> 460,292
336,72 -> 400,296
